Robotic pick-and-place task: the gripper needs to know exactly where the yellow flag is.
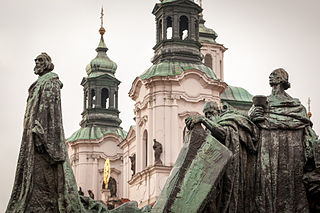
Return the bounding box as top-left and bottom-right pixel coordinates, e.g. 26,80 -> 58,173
104,158 -> 111,189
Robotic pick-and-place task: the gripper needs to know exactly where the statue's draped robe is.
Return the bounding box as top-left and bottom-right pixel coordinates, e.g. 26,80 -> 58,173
255,96 -> 318,213
204,112 -> 259,213
6,72 -> 83,212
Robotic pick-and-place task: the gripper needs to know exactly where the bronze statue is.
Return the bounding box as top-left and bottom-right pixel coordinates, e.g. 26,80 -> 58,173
6,53 -> 84,212
153,139 -> 163,165
129,154 -> 136,176
186,101 -> 259,212
249,68 -> 320,212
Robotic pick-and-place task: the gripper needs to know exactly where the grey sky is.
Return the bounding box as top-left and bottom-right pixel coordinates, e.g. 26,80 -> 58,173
0,0 -> 319,210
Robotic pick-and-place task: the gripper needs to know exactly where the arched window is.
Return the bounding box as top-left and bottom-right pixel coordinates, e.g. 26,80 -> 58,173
204,54 -> 213,70
179,15 -> 189,40
166,16 -> 173,39
101,88 -> 109,109
90,89 -> 96,108
142,130 -> 148,169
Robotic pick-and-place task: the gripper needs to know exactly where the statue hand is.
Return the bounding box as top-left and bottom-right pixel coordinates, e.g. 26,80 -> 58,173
249,106 -> 265,122
185,115 -> 204,130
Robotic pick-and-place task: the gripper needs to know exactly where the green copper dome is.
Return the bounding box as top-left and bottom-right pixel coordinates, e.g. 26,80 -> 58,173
140,61 -> 217,80
67,126 -> 127,143
86,35 -> 117,78
221,86 -> 253,103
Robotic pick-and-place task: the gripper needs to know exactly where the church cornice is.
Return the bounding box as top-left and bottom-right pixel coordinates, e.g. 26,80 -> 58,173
130,69 -> 227,113
200,42 -> 228,53
128,165 -> 173,185
118,125 -> 136,149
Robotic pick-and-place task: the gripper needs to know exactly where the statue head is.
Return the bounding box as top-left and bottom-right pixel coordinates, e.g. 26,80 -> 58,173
269,68 -> 290,90
203,101 -> 220,119
34,52 -> 54,76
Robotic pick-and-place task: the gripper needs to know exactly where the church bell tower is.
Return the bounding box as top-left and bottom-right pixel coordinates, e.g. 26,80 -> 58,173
67,8 -> 126,202
152,0 -> 203,64
80,20 -> 121,128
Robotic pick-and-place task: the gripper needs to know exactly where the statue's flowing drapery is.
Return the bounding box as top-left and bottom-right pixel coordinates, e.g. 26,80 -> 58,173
255,96 -> 319,213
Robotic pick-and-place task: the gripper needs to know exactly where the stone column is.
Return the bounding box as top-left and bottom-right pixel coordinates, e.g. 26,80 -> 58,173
96,87 -> 101,108
173,13 -> 179,39
109,90 -> 115,109
162,16 -> 167,40
83,90 -> 87,111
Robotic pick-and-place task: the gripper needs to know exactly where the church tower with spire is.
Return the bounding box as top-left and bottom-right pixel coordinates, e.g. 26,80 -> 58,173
119,0 -> 227,207
67,8 -> 126,202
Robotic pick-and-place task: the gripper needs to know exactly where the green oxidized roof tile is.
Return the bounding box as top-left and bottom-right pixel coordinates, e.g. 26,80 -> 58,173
140,61 -> 217,80
67,126 -> 128,142
221,86 -> 253,103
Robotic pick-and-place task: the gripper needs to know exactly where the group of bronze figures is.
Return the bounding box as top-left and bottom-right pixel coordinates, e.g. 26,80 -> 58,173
184,68 -> 320,212
5,53 -> 320,212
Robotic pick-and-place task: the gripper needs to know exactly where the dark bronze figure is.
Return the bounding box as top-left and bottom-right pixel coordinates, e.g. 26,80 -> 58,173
249,68 -> 320,212
186,101 -> 259,212
153,139 -> 163,165
6,53 -> 84,212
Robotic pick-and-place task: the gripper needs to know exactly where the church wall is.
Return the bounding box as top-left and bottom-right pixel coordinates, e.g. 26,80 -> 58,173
68,134 -> 123,201
125,70 -> 226,205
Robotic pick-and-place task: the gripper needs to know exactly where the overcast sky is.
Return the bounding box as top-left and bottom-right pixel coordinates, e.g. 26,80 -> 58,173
0,0 -> 319,210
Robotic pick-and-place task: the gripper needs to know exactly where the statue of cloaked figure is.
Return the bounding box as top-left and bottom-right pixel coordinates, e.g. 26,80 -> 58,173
6,53 -> 151,213
186,101 -> 259,213
6,53 -> 84,212
249,68 -> 320,212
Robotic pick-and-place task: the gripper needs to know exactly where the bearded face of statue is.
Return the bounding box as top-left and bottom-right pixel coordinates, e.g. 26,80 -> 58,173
269,70 -> 282,87
34,55 -> 48,75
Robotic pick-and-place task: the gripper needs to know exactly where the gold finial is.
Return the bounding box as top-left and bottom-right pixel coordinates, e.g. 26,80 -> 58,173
308,97 -> 312,118
99,7 -> 106,35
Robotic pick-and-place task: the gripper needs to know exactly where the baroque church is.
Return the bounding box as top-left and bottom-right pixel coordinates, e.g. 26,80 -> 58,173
66,0 -> 253,208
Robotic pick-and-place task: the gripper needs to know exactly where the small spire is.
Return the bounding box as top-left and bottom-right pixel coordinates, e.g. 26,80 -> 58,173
99,7 -> 105,35
308,97 -> 312,118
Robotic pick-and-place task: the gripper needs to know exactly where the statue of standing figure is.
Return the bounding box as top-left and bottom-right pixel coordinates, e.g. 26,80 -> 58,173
153,139 -> 163,165
249,68 -> 320,212
6,53 -> 84,212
